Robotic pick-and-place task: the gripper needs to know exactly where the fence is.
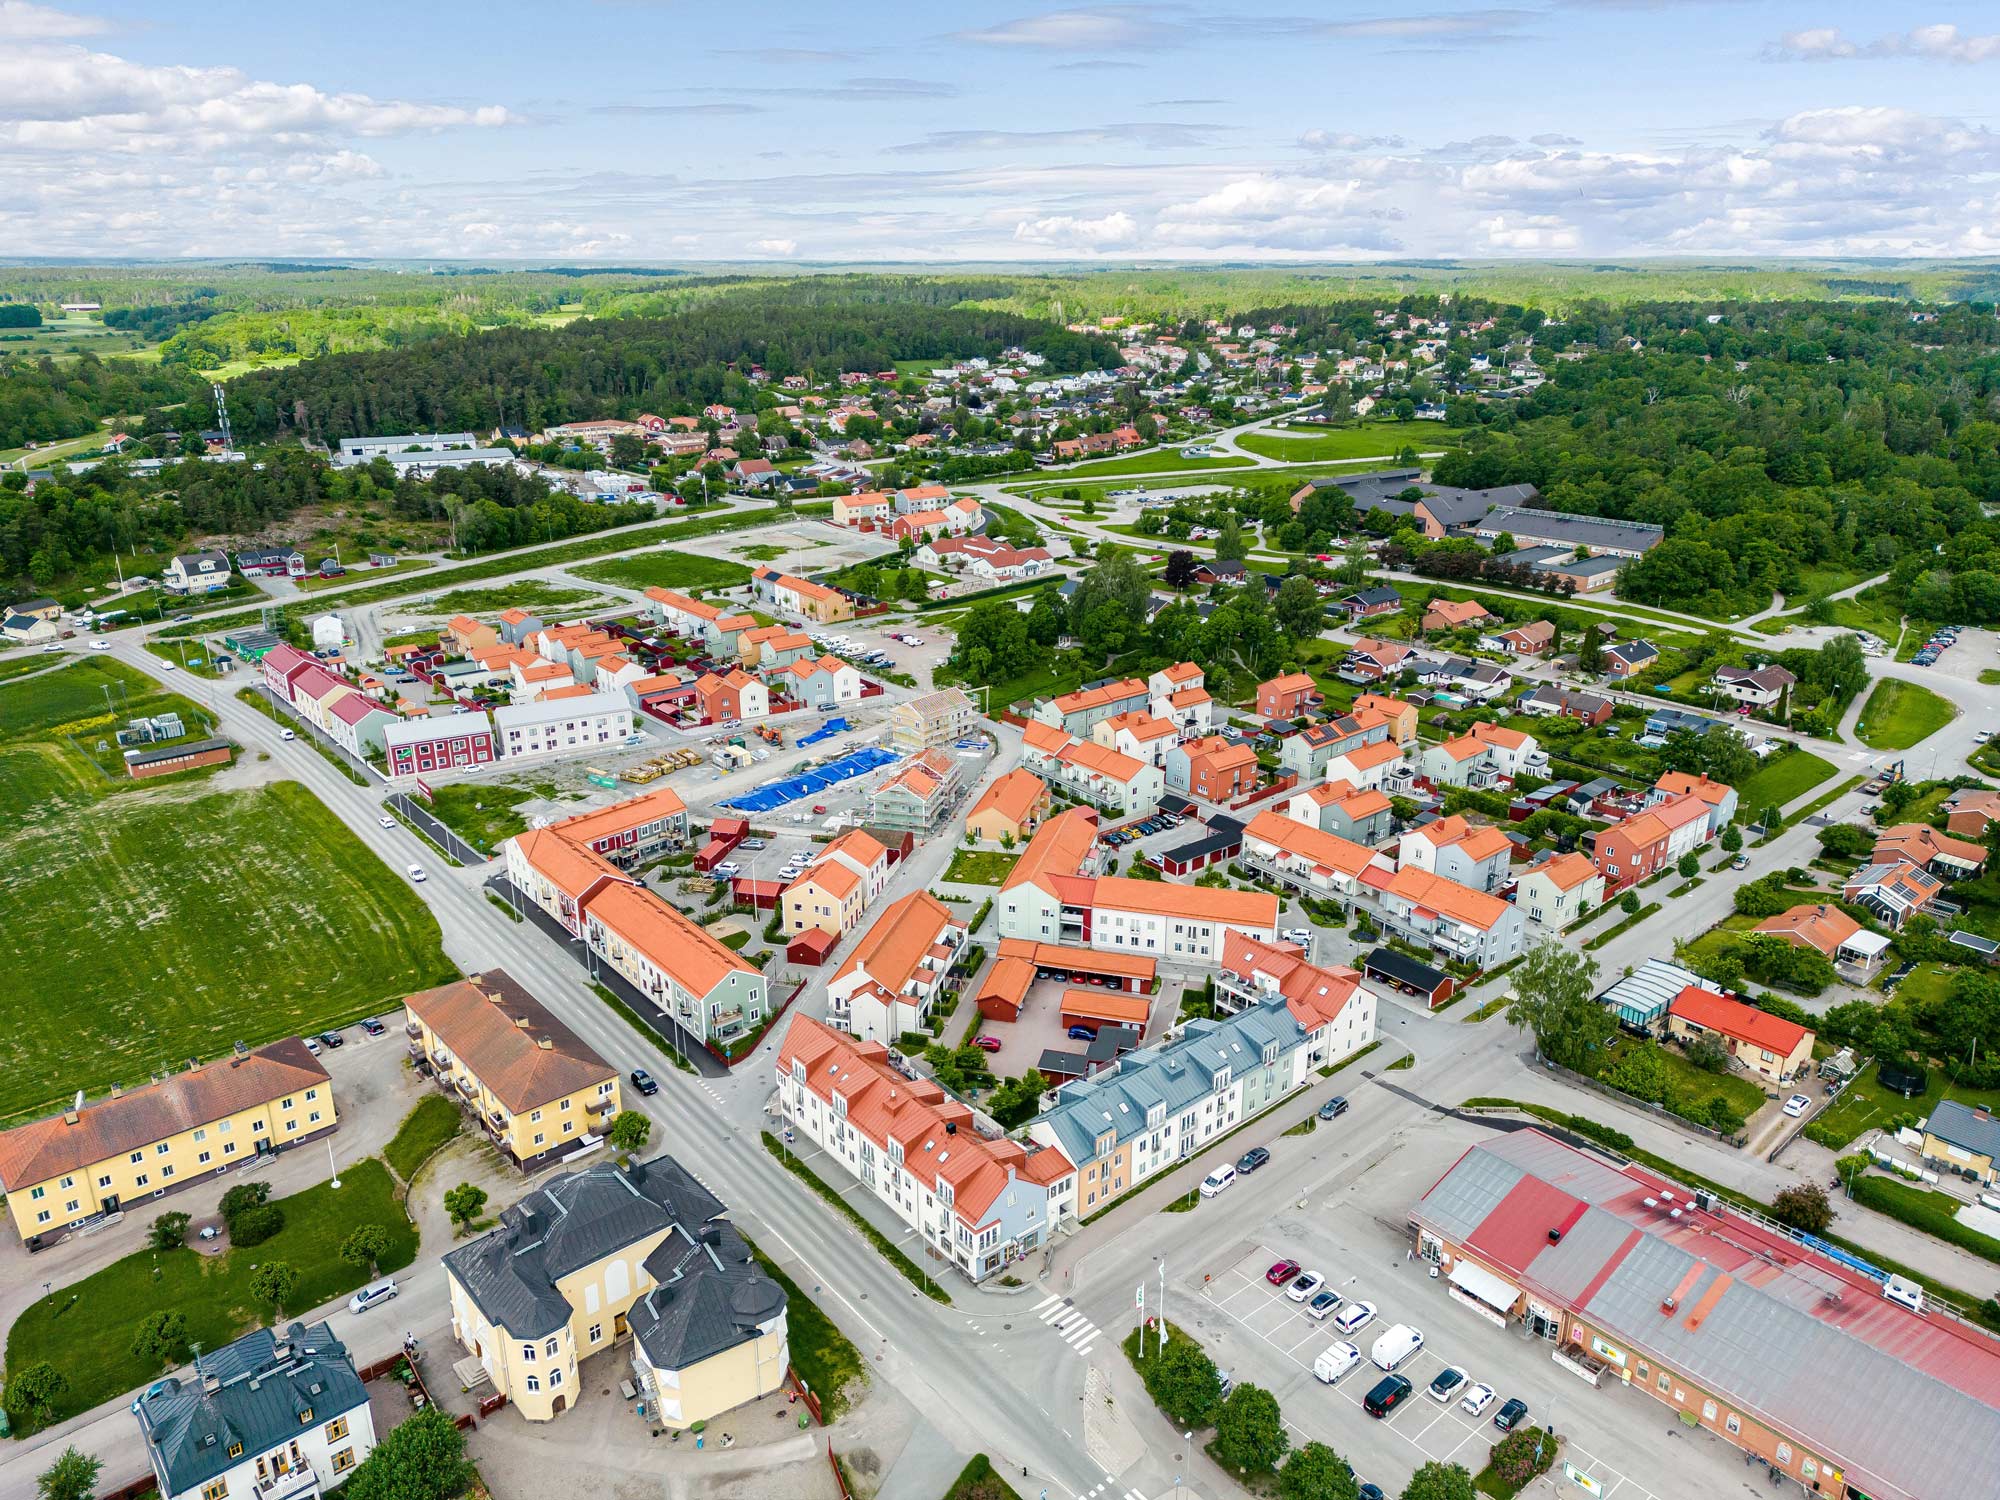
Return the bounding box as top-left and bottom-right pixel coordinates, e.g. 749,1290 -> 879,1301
1538,1056 -> 1749,1149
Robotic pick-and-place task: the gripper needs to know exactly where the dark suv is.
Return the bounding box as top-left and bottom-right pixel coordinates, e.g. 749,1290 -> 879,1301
1238,1146 -> 1271,1172
1364,1374 -> 1413,1418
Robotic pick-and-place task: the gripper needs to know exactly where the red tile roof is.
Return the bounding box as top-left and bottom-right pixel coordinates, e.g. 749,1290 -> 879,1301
1668,986 -> 1811,1056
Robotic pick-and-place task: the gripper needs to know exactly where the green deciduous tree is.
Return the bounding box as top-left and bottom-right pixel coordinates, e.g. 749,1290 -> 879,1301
1676,851 -> 1701,880
1772,1182 -> 1834,1234
1212,1383 -> 1288,1474
443,1182 -> 489,1232
5,1362 -> 69,1431
1400,1461 -> 1476,1500
341,1224 -> 391,1277
251,1261 -> 299,1318
1137,1333 -> 1225,1431
1504,941 -> 1611,1071
149,1211 -> 192,1250
131,1309 -> 193,1369
1278,1441 -> 1360,1500
36,1448 -> 101,1500
609,1109 -> 653,1155
342,1407 -> 474,1500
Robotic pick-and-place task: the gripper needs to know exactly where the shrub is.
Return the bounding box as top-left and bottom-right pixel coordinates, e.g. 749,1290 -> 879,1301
1771,1182 -> 1834,1234
1485,1429 -> 1557,1491
148,1211 -> 191,1251
229,1203 -> 285,1247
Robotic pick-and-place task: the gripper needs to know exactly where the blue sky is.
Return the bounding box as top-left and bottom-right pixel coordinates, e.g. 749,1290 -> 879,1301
6,0 -> 2000,260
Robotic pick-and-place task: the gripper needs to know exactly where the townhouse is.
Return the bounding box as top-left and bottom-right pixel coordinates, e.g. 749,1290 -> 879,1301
779,654 -> 863,709
1164,735 -> 1258,803
584,879 -> 768,1046
1240,809 -> 1385,905
1283,779 -> 1393,845
493,692 -> 634,760
1592,792 -> 1712,891
752,567 -> 853,623
644,588 -> 755,654
1278,712 -> 1392,783
133,1323 -> 376,1500
1031,968 -> 1372,1217
234,545 -> 305,578
1022,721 -> 1163,818
826,892 -> 967,1043
404,971 -> 620,1172
1513,851 -> 1604,928
1033,677 -> 1150,736
1407,1128 -> 2000,1500
0,1040 -> 334,1242
1091,710 -> 1178,768
1351,692 -> 1418,744
1375,866 -> 1526,968
257,645 -> 317,702
324,693 -> 400,759
997,808 -> 1279,960
445,1156 -> 787,1427
867,749 -> 963,831
287,665 -> 354,733
1650,772 -> 1738,838
778,1017 -> 1074,1282
1398,815 -> 1513,892
738,625 -> 814,671
831,489 -> 894,527
382,713 -> 495,778
1147,663 -> 1214,735
1322,737 -> 1407,793
966,768 -> 1051,844
781,830 -> 893,939
695,668 -> 770,723
1665,986 -> 1814,1085
538,785 -> 689,869
890,687 -> 975,752
445,614 -> 500,655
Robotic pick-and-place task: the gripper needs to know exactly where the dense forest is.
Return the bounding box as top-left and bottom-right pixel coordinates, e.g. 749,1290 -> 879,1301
0,354 -> 208,451
223,294 -> 1122,443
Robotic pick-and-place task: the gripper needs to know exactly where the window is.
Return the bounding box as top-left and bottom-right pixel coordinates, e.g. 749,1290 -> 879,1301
298,1408 -> 312,1424
281,1098 -> 293,1111
589,1324 -> 602,1344
198,1151 -> 211,1165
522,1344 -> 537,1363
161,1166 -> 174,1179
285,1120 -> 297,1133
545,1337 -> 559,1357
331,1449 -> 355,1475
58,1175 -> 72,1188
526,1375 -> 540,1392
223,1143 -> 236,1156
306,1089 -> 318,1101
128,1151 -> 143,1164
228,1444 -> 242,1459
134,1174 -> 149,1188
533,1132 -> 545,1147
63,1200 -> 76,1213
549,1369 -> 564,1388
97,1174 -> 111,1188
530,1109 -> 543,1123
34,1210 -> 49,1224
1701,1400 -> 1717,1422
1775,1444 -> 1792,1468
1724,1413 -> 1741,1435
325,1417 -> 348,1442
202,1482 -> 228,1500
251,1120 -> 265,1133
28,1186 -> 42,1201
1656,1373 -> 1670,1394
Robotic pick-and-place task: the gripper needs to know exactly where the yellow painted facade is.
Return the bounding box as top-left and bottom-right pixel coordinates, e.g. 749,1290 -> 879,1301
780,874 -> 864,938
404,1009 -> 619,1161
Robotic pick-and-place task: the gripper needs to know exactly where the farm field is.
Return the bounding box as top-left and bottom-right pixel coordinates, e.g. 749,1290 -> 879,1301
0,661 -> 455,1122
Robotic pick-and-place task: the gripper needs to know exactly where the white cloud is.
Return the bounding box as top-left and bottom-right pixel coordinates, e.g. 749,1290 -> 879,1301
957,7 -> 1176,50
749,237 -> 798,256
1479,213 -> 1580,250
1767,24 -> 2000,64
0,1 -> 105,39
1298,129 -> 1407,151
1012,210 -> 1139,247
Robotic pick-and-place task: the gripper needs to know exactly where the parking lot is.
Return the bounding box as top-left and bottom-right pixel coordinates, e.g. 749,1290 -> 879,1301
984,975 -> 1163,1072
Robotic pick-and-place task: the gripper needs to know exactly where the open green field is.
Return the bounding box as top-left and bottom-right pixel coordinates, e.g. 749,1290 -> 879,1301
425,781 -> 536,853
1237,420 -> 1451,462
424,580 -> 600,617
292,557 -> 435,593
1045,450 -> 1252,480
1731,749 -> 1838,820
5,1158 -> 416,1429
1855,678 -> 1956,750
0,661 -> 456,1122
569,549 -> 755,592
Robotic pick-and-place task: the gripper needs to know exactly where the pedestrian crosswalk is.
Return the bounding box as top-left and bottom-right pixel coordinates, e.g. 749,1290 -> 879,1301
1078,1481 -> 1156,1500
1033,1293 -> 1100,1358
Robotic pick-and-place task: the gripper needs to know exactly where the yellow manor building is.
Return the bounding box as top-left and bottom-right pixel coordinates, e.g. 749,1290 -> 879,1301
0,1039 -> 335,1244
443,1155 -> 789,1427
403,971 -> 620,1173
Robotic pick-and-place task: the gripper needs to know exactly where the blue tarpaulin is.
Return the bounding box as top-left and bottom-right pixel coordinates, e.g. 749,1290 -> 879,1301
796,716 -> 850,748
720,745 -> 897,813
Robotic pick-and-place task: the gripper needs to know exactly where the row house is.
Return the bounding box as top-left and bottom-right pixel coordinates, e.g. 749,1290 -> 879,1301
696,668 -> 770,723
965,768 -> 1052,844
1351,692 -> 1419,745
782,830 -> 894,940
1418,723 -> 1543,788
492,692 -> 634,761
326,693 -> 399,759
1033,677 -> 1150,736
537,784 -> 689,870
1278,711 -> 1393,783
738,626 -> 815,672
1398,815 -> 1512,893
1092,710 -> 1178,769
778,1017 -> 1073,1282
1649,772 -> 1738,839
778,654 -> 863,709
1152,684 -> 1215,738
1592,792 -> 1712,892
446,615 -> 500,656
1022,721 -> 1163,817
1284,779 -> 1393,845
383,712 -> 495,778
1240,810 -> 1386,905
752,567 -> 854,624
1164,735 -> 1258,803
1512,851 -> 1604,928
584,877 -> 768,1046
890,688 -> 975,752
826,892 -> 967,1043
1323,737 -> 1408,794
831,489 -> 895,527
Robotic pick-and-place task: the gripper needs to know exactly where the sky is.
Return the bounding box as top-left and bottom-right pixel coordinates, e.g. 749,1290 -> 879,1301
7,0 -> 2000,262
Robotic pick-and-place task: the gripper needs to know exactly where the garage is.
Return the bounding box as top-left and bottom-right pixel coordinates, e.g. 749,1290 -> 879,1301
1058,988 -> 1150,1036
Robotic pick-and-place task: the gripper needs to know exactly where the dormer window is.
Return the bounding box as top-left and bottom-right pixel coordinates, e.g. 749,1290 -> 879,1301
297,1408 -> 312,1425
228,1443 -> 243,1459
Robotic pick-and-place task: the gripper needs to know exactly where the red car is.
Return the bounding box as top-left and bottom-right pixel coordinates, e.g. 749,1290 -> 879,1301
812,804 -> 828,814
1266,1259 -> 1302,1286
973,1036 -> 1002,1052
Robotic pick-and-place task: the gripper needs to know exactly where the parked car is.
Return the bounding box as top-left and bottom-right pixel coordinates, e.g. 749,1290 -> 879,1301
630,1068 -> 659,1096
406,863 -> 427,883
317,1031 -> 344,1049
88,638 -> 110,651
1286,1271 -> 1325,1303
1319,1095 -> 1349,1121
973,1035 -> 1002,1053
1333,1300 -> 1377,1336
360,1018 -> 386,1036
1731,854 -> 1750,870
1265,1258 -> 1301,1285
1493,1398 -> 1530,1432
1199,1164 -> 1236,1198
1363,1374 -> 1413,1418
1307,1289 -> 1344,1320
715,861 -> 742,877
1066,1024 -> 1096,1040
1783,1093 -> 1813,1117
1237,1146 -> 1271,1172
1460,1383 -> 1496,1417
348,1279 -> 399,1313
304,1037 -> 321,1055
1428,1366 -> 1469,1403
280,728 -> 296,741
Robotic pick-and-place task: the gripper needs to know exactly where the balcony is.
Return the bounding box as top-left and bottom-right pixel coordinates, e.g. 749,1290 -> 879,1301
255,1470 -> 321,1500
455,1075 -> 480,1100
404,1020 -> 422,1038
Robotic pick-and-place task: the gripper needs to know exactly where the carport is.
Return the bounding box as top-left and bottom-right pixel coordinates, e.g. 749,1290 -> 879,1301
997,938 -> 1155,993
1362,946 -> 1456,1010
1059,988 -> 1150,1035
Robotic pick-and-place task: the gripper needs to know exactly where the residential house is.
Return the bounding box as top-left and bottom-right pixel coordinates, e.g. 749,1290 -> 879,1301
1351,692 -> 1419,744
1033,678 -> 1150,736
1845,860 -> 1945,930
1650,772 -> 1738,838
1030,970 -> 1372,1217
1240,810 -> 1385,905
0,610 -> 56,644
867,749 -> 963,831
1147,662 -> 1204,701
1092,710 -> 1178,768
1593,793 -> 1715,891
493,692 -> 634,760
1513,852 -> 1604,928
826,892 -> 967,1043
782,655 -> 864,709
1665,986 -> 1814,1085
1323,737 -> 1407,793
1754,904 -> 1889,979
403,971 -> 620,1172
1602,640 -> 1660,678
1874,824 -> 1988,881
1519,684 -> 1614,726
1256,671 -> 1322,720
164,550 -> 232,594
1337,586 -> 1403,623
1279,713 -> 1393,783
918,536 -> 1052,582
1919,1100 -> 2000,1189
234,546 -> 305,577
889,688 -> 975,752
696,669 -> 770,723
444,1155 -> 787,1426
737,626 -> 813,671
583,878 -> 767,1046
132,1323 -> 375,1500
1284,779 -> 1394,845
287,666 -> 354,733
1945,788 -> 2000,839
445,615 -> 500,656
1152,684 -> 1215,737
966,768 -> 1051,844
1713,664 -> 1796,710
1419,656 -> 1512,702
1398,815 -> 1513,892
832,490 -> 895,528
1375,866 -> 1527,968
752,567 -> 853,624
382,713 -> 495,778
778,1016 -> 1073,1282
0,1039 -> 333,1242
1483,620 -> 1556,658
324,693 -> 399,759
538,786 -> 689,869
1423,597 -> 1491,632
1341,638 -> 1414,684
1164,735 -> 1259,803
497,607 -> 544,645
782,830 -> 893,939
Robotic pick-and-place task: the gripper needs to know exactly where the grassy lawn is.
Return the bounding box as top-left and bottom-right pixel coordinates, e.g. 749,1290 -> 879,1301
292,558 -> 436,593
424,782 -> 536,854
1805,1058 -> 1995,1148
943,849 -> 1022,885
570,549 -> 755,593
0,668 -> 457,1122
425,580 -> 600,616
940,1456 -> 1024,1500
1048,451 -> 1253,480
384,1095 -> 463,1182
1855,679 -> 1956,750
1237,420 -> 1448,462
4,1158 -> 416,1429
1730,750 -> 1837,820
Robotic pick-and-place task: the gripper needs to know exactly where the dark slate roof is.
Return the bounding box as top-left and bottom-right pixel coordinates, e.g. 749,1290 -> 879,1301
1925,1099 -> 2000,1161
1362,946 -> 1449,995
135,1323 -> 366,1498
1344,587 -> 1402,608
125,736 -> 232,768
444,1155 -> 760,1342
627,1216 -> 786,1371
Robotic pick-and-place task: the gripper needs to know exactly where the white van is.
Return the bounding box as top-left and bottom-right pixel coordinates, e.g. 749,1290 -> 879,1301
1198,1164 -> 1236,1198
1369,1323 -> 1425,1372
1314,1341 -> 1363,1385
348,1278 -> 398,1313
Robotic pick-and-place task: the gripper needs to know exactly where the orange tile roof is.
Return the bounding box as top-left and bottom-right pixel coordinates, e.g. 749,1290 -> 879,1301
1352,692 -> 1413,720
1755,903 -> 1863,957
0,1040 -> 329,1190
1167,686 -> 1211,709
1101,710 -> 1176,742
644,587 -> 723,623
543,785 -> 688,846
447,614 -> 485,635
1245,810 -> 1379,878
1051,678 -> 1147,714
792,860 -> 861,901
969,768 -> 1047,828
544,683 -> 595,700
404,971 -> 615,1114
1470,722 -> 1531,751
1060,738 -> 1149,785
1876,824 -> 1989,868
1654,771 -> 1732,807
520,661 -> 572,683
1219,930 -> 1366,1029
832,892 -> 963,993
1669,986 -> 1812,1056
584,879 -> 757,997
1340,739 -> 1405,771
1528,851 -> 1600,892
1382,866 -> 1511,930
1023,720 -> 1075,756
1003,807 -> 1101,896
513,826 -> 626,899
1424,598 -> 1489,626
823,828 -> 888,871
1435,733 -> 1487,762
1060,988 -> 1149,1025
1158,662 -> 1203,685
716,613 -> 758,632
1090,875 -> 1278,928
1262,671 -> 1317,696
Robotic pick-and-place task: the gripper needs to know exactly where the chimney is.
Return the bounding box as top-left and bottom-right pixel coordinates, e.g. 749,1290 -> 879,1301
1547,1227 -> 1564,1245
1660,1296 -> 1678,1315
109,1085 -> 122,1099
62,1109 -> 79,1126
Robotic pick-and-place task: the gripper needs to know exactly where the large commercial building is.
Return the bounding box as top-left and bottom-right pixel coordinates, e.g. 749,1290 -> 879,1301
1409,1128 -> 2000,1500
444,1155 -> 788,1427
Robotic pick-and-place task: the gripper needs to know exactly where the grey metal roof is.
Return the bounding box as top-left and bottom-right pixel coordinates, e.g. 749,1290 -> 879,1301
1476,506 -> 1663,555
1925,1099 -> 2000,1160
135,1322 -> 366,1497
443,1155 -> 771,1344
1597,957 -> 1705,1021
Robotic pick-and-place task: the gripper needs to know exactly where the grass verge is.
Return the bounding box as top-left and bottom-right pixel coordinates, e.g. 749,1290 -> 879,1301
761,1131 -> 951,1303
1584,903 -> 1661,950
746,1242 -> 866,1423
941,1455 -> 1025,1500
1855,679 -> 1957,751
385,1095 -> 463,1183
